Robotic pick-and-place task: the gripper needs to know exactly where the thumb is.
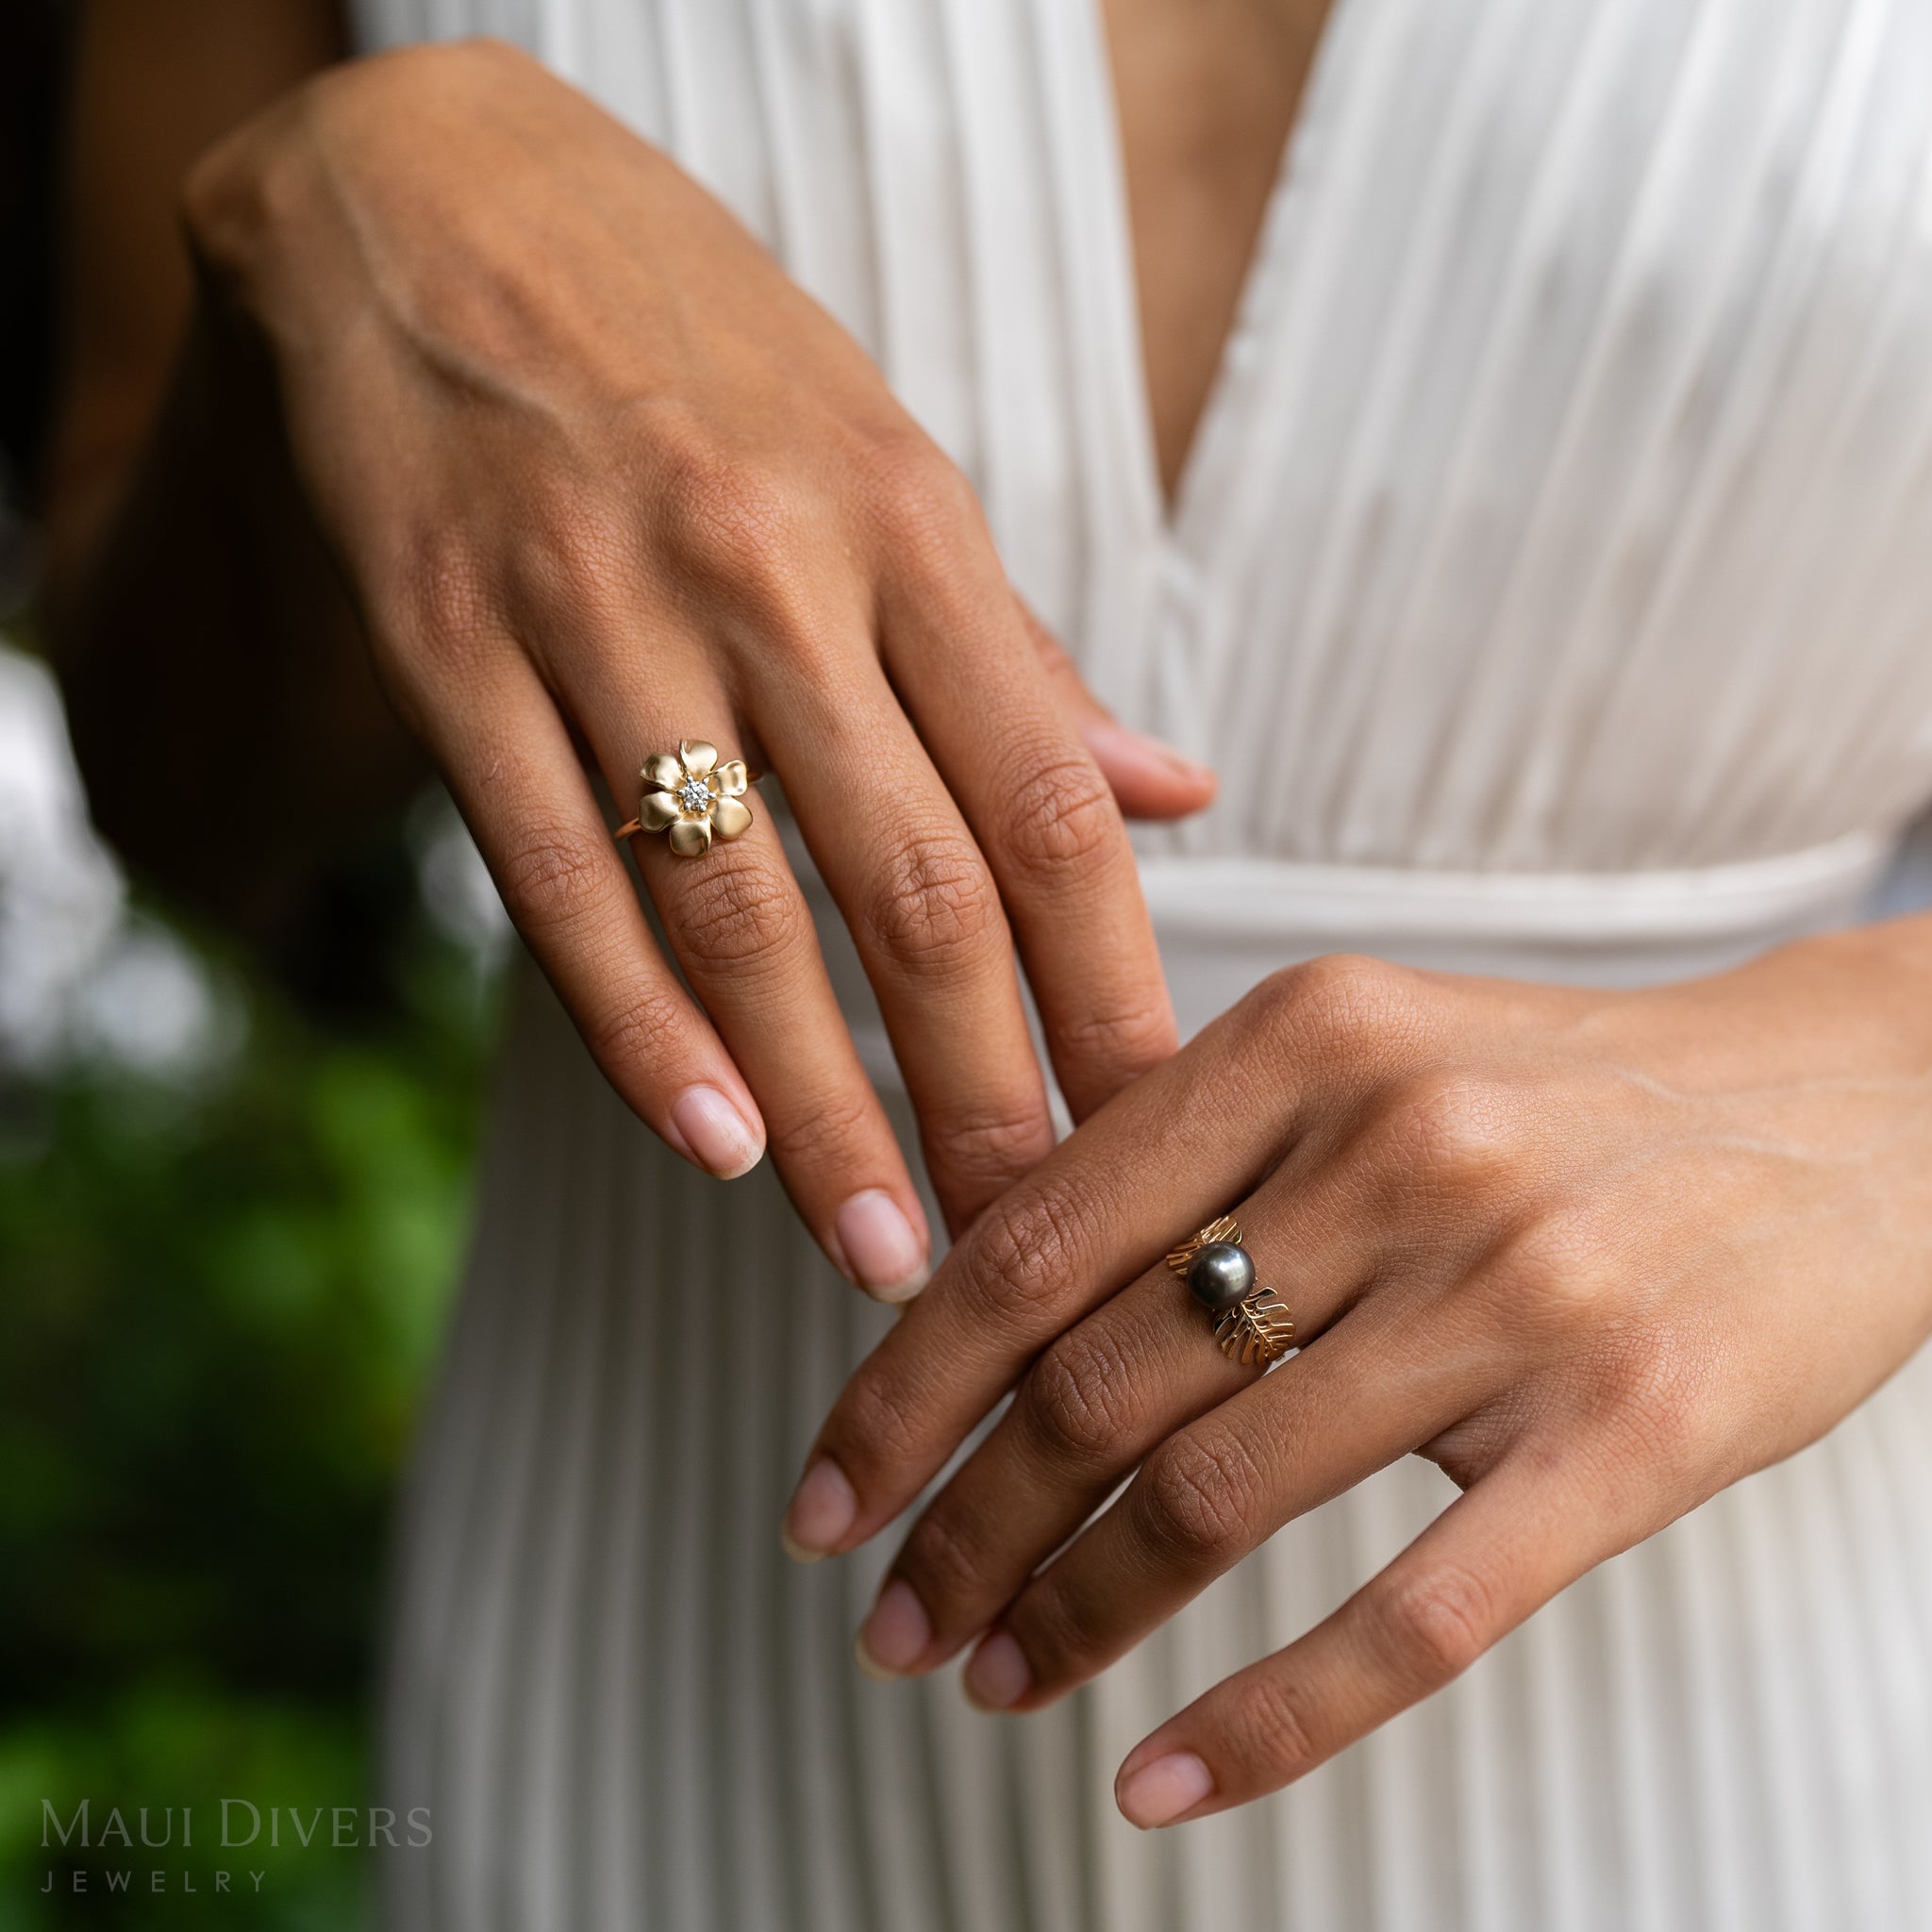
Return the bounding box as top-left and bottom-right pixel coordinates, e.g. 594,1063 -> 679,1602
1016,599 -> 1218,821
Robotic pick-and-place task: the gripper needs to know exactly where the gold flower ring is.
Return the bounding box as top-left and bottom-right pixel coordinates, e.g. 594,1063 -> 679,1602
1165,1217 -> 1295,1367
612,740 -> 761,858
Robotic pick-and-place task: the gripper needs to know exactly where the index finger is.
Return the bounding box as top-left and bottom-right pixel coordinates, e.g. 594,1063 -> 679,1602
782,983 -> 1320,1557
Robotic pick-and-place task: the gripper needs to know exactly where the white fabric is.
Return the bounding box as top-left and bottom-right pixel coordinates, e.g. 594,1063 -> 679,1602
356,0 -> 1932,1924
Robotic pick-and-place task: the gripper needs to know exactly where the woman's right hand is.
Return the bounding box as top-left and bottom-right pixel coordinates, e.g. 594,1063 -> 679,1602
182,37 -> 1212,1298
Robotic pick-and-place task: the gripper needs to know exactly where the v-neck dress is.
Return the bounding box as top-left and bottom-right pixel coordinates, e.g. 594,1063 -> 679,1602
357,1 -> 1932,1925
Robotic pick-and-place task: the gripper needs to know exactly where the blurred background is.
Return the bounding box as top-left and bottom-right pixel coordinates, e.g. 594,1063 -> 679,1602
0,9 -> 508,1924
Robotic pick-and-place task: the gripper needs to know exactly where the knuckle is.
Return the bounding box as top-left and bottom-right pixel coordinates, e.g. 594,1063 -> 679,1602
1137,1426 -> 1266,1568
961,1173 -> 1103,1331
1227,1670 -> 1325,1781
862,824 -> 1006,979
671,851 -> 810,977
835,1369 -> 929,1481
578,977 -> 690,1086
922,1103 -> 1056,1204
1242,953 -> 1410,1062
762,1082 -> 878,1172
516,488 -> 633,627
899,1505 -> 1001,1611
858,431 -> 983,574
1011,1572 -> 1112,1678
494,814 -> 624,941
1050,992 -> 1178,1087
1376,1070 -> 1524,1191
391,525 -> 504,680
992,751 -> 1124,885
648,421 -> 820,617
1019,1327 -> 1138,1467
1364,1562 -> 1495,1693
1588,1333 -> 1719,1490
1473,1217 -> 1620,1348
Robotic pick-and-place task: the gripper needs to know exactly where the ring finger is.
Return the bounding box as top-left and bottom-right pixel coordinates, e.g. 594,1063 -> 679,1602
958,1255 -> 1521,1712
854,1144 -> 1406,1677
583,664 -> 932,1299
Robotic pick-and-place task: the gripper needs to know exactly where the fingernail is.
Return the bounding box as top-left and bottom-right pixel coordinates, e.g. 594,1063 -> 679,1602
834,1190 -> 928,1301
671,1086 -> 764,1179
1116,1751 -> 1215,1829
781,1457 -> 856,1563
1091,718 -> 1216,784
856,1578 -> 931,1679
962,1630 -> 1031,1711
1141,736 -> 1216,782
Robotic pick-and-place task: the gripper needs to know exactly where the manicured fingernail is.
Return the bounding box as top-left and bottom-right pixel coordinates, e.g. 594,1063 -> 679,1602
834,1190 -> 928,1301
1116,1751 -> 1215,1828
962,1630 -> 1031,1710
671,1086 -> 764,1179
781,1457 -> 856,1563
856,1579 -> 931,1678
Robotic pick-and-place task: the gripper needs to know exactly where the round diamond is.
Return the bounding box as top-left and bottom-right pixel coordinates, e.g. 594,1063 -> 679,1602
676,777 -> 710,814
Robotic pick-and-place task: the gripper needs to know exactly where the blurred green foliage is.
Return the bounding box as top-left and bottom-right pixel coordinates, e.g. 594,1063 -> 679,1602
0,890 -> 499,1929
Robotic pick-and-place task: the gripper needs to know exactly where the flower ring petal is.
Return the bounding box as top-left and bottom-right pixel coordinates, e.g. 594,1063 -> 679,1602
714,759 -> 750,798
710,795 -> 753,841
679,739 -> 719,777
668,816 -> 713,858
638,790 -> 681,833
643,751 -> 684,792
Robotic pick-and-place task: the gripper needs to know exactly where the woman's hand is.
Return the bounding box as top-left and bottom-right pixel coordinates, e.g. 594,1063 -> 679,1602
790,924 -> 1932,1824
180,38 -> 1211,1296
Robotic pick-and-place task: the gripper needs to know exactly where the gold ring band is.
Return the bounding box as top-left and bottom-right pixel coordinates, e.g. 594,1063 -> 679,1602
613,739 -> 761,857
1166,1216 -> 1295,1366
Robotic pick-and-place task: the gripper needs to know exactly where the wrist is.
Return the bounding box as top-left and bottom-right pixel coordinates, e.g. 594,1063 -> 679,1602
1706,911 -> 1932,1074
179,83 -> 330,315
179,38 -> 571,340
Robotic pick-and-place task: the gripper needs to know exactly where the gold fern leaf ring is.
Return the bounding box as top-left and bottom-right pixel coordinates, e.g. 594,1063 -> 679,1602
1165,1216 -> 1295,1368
612,740 -> 760,858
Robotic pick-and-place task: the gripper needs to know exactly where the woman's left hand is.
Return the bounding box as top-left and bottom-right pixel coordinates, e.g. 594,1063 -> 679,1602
785,924 -> 1932,1826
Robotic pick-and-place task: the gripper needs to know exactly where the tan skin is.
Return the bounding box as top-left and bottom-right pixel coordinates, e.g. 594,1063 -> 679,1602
1106,0 -> 1332,495
41,0 -> 1310,921
805,936 -> 1932,1826
50,0 -> 1932,1841
44,0 -> 1309,1288
45,0 -> 1266,1294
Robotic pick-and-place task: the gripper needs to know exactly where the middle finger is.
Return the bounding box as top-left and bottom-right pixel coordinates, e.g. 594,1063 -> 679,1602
749,647 -> 1062,1232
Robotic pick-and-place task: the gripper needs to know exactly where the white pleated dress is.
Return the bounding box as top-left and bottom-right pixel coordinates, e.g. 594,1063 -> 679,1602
360,1 -> 1932,1925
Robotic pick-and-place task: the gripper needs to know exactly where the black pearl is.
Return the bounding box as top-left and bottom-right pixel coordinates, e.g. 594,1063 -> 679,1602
1185,1241 -> 1256,1314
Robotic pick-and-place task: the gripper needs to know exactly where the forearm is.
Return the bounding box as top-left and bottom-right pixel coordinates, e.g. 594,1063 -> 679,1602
36,0 -> 421,936
1682,908 -> 1932,1083
42,295 -> 424,933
